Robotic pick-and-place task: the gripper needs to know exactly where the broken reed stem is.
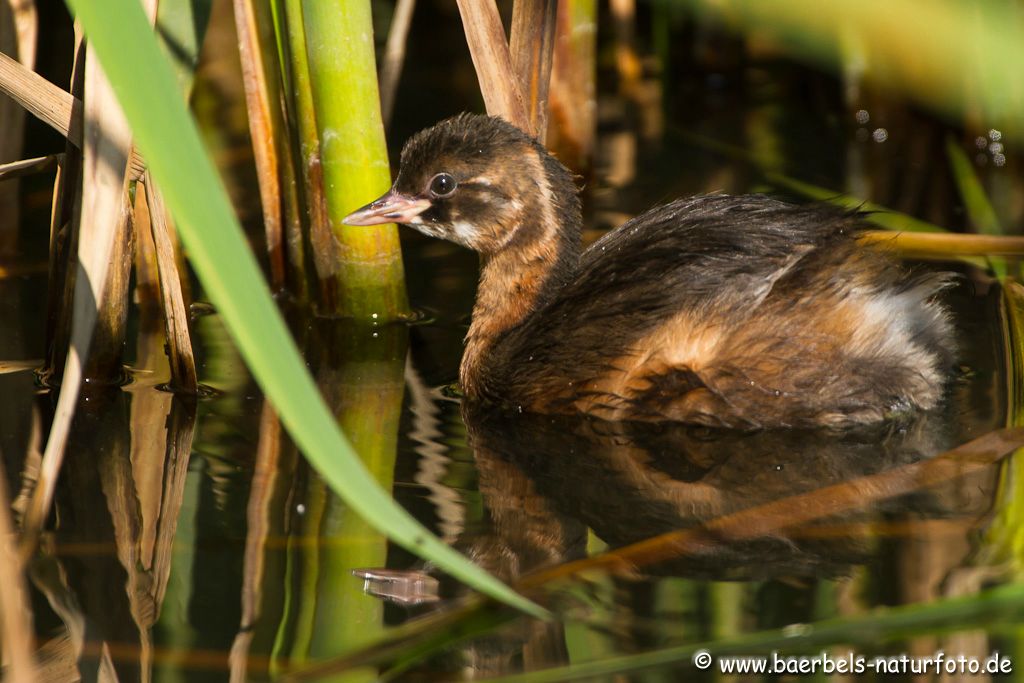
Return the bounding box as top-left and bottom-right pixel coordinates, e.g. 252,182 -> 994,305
144,173 -> 199,393
0,48 -> 81,148
301,0 -> 408,319
0,153 -> 59,181
455,0 -> 530,130
509,0 -> 558,140
134,170 -> 162,309
0,50 -> 146,179
379,0 -> 416,129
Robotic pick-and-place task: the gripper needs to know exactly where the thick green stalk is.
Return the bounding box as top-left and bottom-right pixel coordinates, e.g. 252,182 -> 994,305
301,0 -> 408,319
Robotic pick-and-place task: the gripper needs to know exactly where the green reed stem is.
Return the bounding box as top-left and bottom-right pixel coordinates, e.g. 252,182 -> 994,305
300,0 -> 408,319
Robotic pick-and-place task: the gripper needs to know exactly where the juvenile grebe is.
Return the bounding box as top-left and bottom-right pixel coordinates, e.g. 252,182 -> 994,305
345,114 -> 954,429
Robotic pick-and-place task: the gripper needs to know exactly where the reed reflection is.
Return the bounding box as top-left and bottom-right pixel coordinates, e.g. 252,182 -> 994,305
264,319 -> 409,679
27,387 -> 196,682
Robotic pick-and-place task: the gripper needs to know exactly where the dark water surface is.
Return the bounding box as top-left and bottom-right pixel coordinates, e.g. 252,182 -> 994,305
1,241 -> 1014,682
3,1 -> 1024,681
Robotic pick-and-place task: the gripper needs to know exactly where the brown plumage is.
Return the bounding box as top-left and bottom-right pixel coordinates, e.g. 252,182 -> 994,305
346,114 -> 955,429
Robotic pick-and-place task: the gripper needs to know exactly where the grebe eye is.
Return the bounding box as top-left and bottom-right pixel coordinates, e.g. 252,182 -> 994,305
429,173 -> 457,198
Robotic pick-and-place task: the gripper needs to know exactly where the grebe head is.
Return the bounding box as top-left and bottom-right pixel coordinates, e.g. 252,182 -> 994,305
344,114 -> 580,255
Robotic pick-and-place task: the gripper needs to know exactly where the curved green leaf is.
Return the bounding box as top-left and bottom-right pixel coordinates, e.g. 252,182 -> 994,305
65,0 -> 546,619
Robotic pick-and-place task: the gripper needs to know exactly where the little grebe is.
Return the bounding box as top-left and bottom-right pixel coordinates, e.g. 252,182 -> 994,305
345,114 -> 954,429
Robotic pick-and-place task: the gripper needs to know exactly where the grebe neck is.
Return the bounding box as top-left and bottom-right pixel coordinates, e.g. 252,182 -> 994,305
460,152 -> 582,398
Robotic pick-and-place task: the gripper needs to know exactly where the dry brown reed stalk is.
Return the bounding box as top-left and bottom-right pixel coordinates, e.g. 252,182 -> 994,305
234,0 -> 308,298
510,0 -> 558,141
455,0 -> 561,141
233,0 -> 288,289
379,0 -> 416,128
859,231 -> 1024,257
0,0 -> 37,256
455,0 -> 530,131
279,135 -> 308,300
23,46 -> 134,548
41,32 -> 84,386
132,0 -> 163,310
0,461 -> 39,682
118,13 -> 197,617
1,8 -> 197,392
81,194 -> 133,384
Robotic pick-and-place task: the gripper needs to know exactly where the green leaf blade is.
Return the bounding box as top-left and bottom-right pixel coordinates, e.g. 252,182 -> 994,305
66,0 -> 545,620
